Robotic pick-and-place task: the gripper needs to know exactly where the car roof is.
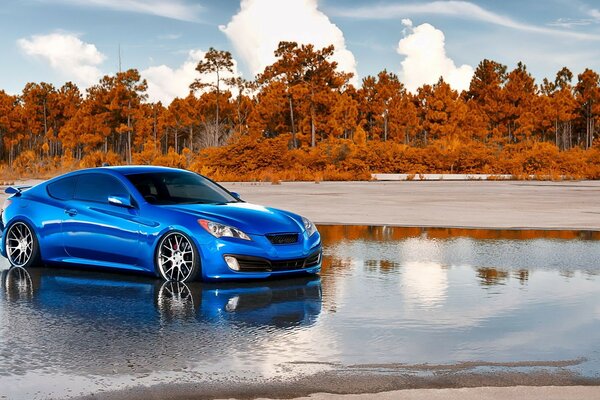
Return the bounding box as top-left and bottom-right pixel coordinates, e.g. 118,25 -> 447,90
79,166 -> 186,176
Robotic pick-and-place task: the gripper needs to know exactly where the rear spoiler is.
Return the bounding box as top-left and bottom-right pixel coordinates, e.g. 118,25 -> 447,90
4,185 -> 32,196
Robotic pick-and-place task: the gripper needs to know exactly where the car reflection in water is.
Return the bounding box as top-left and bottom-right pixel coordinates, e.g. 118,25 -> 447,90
2,266 -> 322,325
0,265 -> 322,378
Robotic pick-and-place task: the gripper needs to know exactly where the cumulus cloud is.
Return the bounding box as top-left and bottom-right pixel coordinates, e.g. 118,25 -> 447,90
17,33 -> 105,88
142,50 -> 240,104
397,20 -> 473,93
221,0 -> 357,83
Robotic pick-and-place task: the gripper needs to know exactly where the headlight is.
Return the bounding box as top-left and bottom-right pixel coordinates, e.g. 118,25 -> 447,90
302,216 -> 317,237
198,219 -> 251,240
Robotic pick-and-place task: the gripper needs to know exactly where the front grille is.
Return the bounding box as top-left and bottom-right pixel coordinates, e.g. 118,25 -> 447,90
271,258 -> 305,271
266,233 -> 299,245
233,249 -> 322,272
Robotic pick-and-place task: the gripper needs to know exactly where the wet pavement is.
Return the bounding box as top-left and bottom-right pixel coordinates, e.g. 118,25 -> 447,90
1,225 -> 600,399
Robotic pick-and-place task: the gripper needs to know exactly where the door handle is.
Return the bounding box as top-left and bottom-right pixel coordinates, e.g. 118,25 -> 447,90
64,208 -> 78,216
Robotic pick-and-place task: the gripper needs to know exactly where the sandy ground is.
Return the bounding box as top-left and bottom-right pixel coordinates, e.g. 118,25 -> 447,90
4,179 -> 600,399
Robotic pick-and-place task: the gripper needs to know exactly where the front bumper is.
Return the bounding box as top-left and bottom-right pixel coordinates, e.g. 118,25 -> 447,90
197,230 -> 322,281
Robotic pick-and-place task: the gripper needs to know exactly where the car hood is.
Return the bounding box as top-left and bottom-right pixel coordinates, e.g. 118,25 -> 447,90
162,202 -> 304,235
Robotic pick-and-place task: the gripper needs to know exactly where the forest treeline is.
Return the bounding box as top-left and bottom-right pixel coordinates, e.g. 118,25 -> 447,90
1,41 -> 600,181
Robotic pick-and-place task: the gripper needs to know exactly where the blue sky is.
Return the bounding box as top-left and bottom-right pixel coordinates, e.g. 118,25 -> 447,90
2,0 -> 600,102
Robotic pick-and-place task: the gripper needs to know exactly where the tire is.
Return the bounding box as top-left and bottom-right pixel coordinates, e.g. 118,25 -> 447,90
155,231 -> 200,282
5,221 -> 41,268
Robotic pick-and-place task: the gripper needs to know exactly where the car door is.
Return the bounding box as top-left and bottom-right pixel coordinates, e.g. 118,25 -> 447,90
62,173 -> 141,267
43,175 -> 79,260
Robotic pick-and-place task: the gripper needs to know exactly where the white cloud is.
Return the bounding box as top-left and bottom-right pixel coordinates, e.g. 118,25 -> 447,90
548,18 -> 594,29
332,1 -> 600,41
589,8 -> 600,19
17,33 -> 105,88
40,0 -> 202,22
397,20 -> 474,93
141,50 -> 240,104
221,0 -> 358,84
157,33 -> 182,40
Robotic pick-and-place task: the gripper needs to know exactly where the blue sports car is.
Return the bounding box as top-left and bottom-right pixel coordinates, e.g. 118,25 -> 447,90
0,166 -> 322,282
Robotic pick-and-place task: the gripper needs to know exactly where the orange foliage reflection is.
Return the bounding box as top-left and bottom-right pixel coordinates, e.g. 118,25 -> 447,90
318,224 -> 600,246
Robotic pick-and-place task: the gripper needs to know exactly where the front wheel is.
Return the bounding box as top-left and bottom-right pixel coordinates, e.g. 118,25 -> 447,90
155,231 -> 200,282
5,221 -> 41,268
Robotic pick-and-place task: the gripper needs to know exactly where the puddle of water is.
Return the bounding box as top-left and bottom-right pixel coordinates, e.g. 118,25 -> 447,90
1,225 -> 600,399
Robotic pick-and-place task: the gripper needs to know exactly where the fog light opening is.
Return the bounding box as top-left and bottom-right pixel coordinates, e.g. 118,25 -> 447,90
224,255 -> 240,271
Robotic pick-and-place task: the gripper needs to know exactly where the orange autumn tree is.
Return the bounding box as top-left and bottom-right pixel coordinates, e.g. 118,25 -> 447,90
1,43 -> 600,180
465,59 -> 509,145
358,70 -> 417,143
190,47 -> 235,142
503,62 -> 538,143
540,68 -> 578,149
575,68 -> 600,149
259,42 -> 353,147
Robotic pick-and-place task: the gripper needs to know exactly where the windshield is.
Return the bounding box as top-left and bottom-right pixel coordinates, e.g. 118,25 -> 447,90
126,171 -> 237,205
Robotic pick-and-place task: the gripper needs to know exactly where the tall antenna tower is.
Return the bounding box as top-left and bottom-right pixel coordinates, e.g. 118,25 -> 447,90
118,43 -> 122,73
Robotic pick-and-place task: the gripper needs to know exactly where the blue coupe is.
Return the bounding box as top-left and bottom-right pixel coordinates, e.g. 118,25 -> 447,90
0,166 -> 322,282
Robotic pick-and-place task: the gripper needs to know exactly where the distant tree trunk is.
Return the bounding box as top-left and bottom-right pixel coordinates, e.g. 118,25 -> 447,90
310,87 -> 316,147
237,97 -> 242,136
127,99 -> 132,164
590,118 -> 595,148
288,95 -> 296,148
383,110 -> 388,141
43,98 -> 48,139
215,70 -> 220,138
189,125 -> 193,152
153,107 -> 157,142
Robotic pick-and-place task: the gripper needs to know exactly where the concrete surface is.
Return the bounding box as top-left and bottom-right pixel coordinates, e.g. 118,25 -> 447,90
223,180 -> 600,230
251,386 -> 600,400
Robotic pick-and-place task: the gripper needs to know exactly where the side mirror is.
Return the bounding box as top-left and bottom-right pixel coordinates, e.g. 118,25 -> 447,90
230,192 -> 241,200
108,195 -> 134,208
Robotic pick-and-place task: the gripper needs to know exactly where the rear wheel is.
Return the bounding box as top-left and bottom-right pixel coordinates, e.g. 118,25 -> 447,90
5,221 -> 40,268
155,231 -> 200,282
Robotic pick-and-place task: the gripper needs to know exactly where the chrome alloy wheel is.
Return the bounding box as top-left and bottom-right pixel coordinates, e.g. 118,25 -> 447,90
157,232 -> 195,281
6,222 -> 34,267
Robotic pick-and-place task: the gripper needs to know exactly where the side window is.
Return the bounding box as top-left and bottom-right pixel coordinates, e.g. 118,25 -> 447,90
47,176 -> 77,200
74,173 -> 130,204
